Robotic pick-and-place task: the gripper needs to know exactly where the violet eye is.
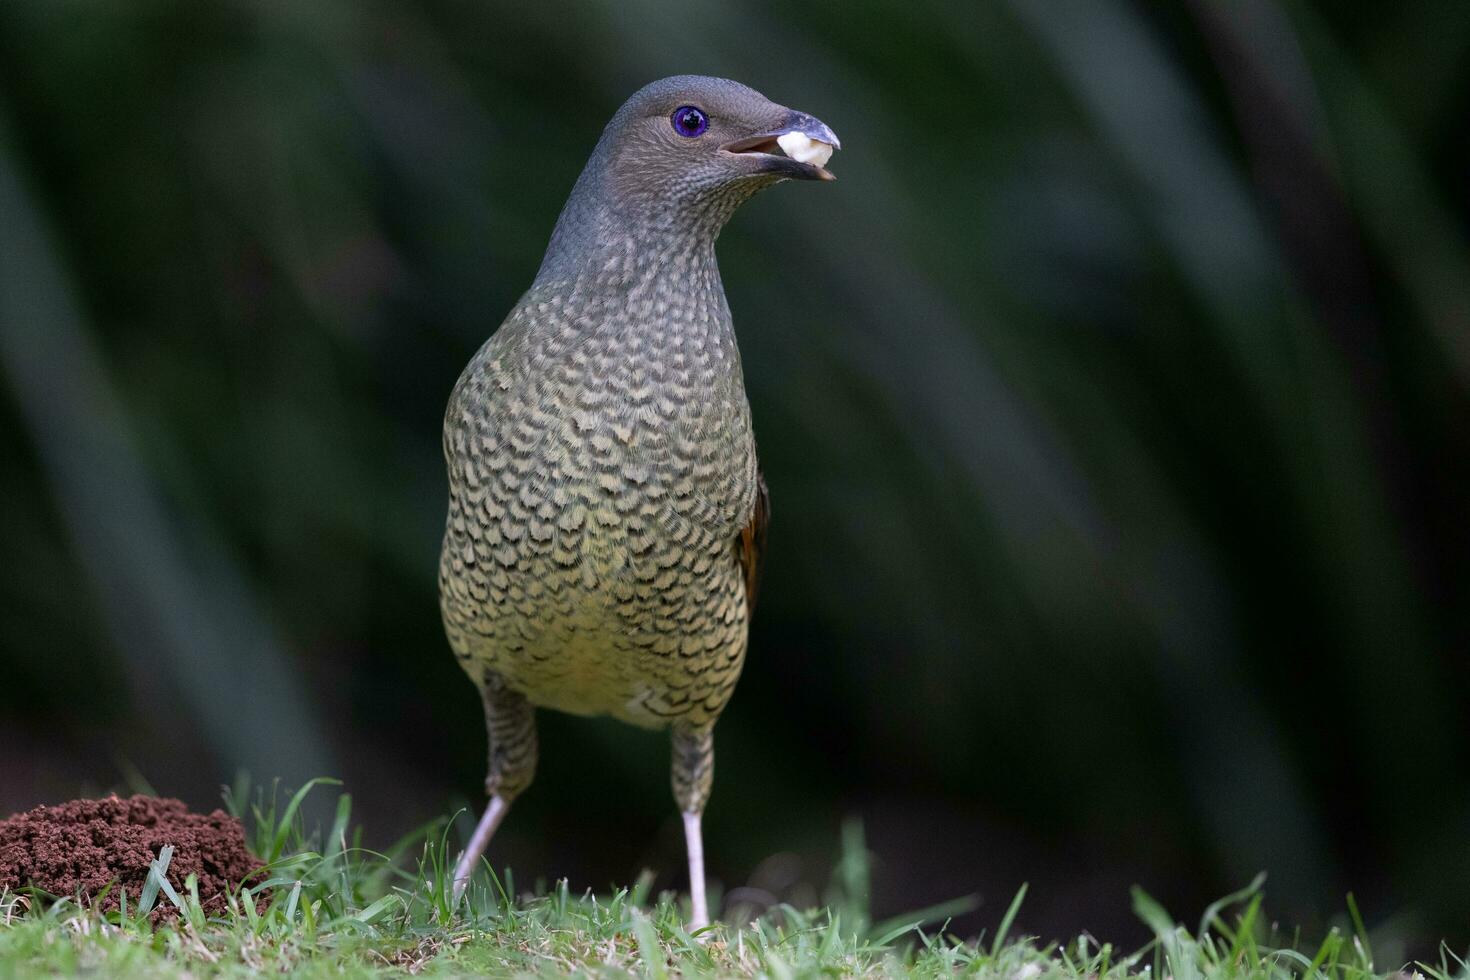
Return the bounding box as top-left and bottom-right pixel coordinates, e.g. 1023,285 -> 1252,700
671,105 -> 709,138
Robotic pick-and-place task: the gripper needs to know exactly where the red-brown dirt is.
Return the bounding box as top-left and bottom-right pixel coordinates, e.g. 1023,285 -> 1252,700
0,794 -> 258,916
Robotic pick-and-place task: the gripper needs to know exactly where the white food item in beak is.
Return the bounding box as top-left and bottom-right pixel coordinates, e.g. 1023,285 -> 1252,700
777,131 -> 834,169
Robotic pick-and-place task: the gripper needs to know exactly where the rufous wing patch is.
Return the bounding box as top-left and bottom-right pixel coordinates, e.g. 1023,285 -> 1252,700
738,467 -> 770,616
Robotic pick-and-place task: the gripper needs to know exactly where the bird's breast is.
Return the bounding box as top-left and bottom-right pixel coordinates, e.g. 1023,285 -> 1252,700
440,289 -> 759,722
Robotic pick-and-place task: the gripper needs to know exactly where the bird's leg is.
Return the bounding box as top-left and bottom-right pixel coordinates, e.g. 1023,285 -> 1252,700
671,725 -> 716,930
453,793 -> 510,900
682,809 -> 708,930
453,672 -> 537,903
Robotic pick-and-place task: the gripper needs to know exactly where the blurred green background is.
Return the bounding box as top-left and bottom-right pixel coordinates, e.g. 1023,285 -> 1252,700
2,0 -> 1467,951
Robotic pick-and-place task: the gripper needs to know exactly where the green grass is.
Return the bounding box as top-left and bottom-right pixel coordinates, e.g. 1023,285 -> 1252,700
0,782 -> 1463,979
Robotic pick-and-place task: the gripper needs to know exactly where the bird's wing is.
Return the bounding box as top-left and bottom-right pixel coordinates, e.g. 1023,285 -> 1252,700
738,466 -> 770,616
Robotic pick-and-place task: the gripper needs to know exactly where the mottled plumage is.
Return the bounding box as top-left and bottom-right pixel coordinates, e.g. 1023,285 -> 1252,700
439,75 -> 836,927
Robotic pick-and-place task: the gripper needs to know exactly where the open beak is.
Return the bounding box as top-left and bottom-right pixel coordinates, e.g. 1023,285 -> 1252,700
721,110 -> 840,181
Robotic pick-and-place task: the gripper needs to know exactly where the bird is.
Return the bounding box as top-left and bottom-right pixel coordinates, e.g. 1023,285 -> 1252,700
438,75 -> 838,929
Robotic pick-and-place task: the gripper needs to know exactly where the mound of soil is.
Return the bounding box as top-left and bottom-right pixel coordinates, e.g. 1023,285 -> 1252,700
0,794 -> 258,916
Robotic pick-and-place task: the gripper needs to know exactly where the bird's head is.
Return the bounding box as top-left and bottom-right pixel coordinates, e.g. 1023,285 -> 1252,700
595,75 -> 838,209
539,75 -> 839,280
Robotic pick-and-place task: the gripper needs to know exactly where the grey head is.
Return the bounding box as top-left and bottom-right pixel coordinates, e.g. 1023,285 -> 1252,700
537,75 -> 839,282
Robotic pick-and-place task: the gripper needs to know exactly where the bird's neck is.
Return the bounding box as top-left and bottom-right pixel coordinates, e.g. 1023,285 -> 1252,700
513,169 -> 768,414
525,217 -> 736,363
546,217 -> 720,290
528,207 -> 743,367
534,163 -> 767,289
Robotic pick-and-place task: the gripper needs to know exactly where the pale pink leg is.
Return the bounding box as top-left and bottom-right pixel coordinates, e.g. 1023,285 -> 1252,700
452,794 -> 511,902
682,809 -> 709,929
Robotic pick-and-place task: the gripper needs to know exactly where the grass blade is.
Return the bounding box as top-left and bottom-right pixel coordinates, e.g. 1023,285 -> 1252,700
992,882 -> 1028,955
269,777 -> 341,862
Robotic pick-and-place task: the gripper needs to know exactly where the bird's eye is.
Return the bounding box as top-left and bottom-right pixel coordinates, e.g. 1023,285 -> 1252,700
671,105 -> 709,138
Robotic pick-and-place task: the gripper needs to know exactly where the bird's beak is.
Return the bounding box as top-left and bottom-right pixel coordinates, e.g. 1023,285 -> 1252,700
721,110 -> 840,181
